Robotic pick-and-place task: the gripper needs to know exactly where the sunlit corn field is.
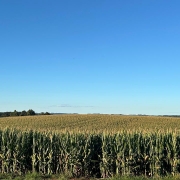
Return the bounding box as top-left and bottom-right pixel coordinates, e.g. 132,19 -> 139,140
1,115 -> 180,178
0,114 -> 180,133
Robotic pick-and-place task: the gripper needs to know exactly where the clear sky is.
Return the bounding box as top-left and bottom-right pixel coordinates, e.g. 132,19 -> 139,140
1,0 -> 180,115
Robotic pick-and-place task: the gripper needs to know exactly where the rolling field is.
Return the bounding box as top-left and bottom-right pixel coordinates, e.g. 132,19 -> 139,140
0,114 -> 180,133
1,115 -> 180,178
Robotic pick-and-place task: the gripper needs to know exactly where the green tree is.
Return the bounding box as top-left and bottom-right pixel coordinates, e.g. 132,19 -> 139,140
3,112 -> 11,117
45,112 -> 51,115
20,110 -> 27,116
10,110 -> 19,116
27,109 -> 36,116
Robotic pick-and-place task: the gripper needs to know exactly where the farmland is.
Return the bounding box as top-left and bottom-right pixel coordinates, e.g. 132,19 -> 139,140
0,114 -> 180,133
1,114 -> 180,179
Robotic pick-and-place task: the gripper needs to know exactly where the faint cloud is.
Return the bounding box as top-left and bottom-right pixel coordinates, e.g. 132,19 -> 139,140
49,104 -> 95,108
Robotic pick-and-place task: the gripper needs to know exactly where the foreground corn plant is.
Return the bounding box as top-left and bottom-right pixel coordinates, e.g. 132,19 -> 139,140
0,129 -> 180,178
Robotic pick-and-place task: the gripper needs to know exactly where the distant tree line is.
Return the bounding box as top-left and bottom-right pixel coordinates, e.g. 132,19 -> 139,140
0,109 -> 51,117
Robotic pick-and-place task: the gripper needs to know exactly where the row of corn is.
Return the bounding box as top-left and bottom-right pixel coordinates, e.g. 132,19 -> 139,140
0,129 -> 180,177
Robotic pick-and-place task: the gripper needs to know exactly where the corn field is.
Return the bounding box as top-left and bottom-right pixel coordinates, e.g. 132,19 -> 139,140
1,115 -> 180,133
1,129 -> 180,178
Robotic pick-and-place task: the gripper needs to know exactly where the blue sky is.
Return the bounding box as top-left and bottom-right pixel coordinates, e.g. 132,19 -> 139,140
1,0 -> 180,115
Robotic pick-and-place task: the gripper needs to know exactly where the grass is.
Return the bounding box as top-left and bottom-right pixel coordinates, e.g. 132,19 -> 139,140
2,173 -> 180,180
0,172 -> 68,180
